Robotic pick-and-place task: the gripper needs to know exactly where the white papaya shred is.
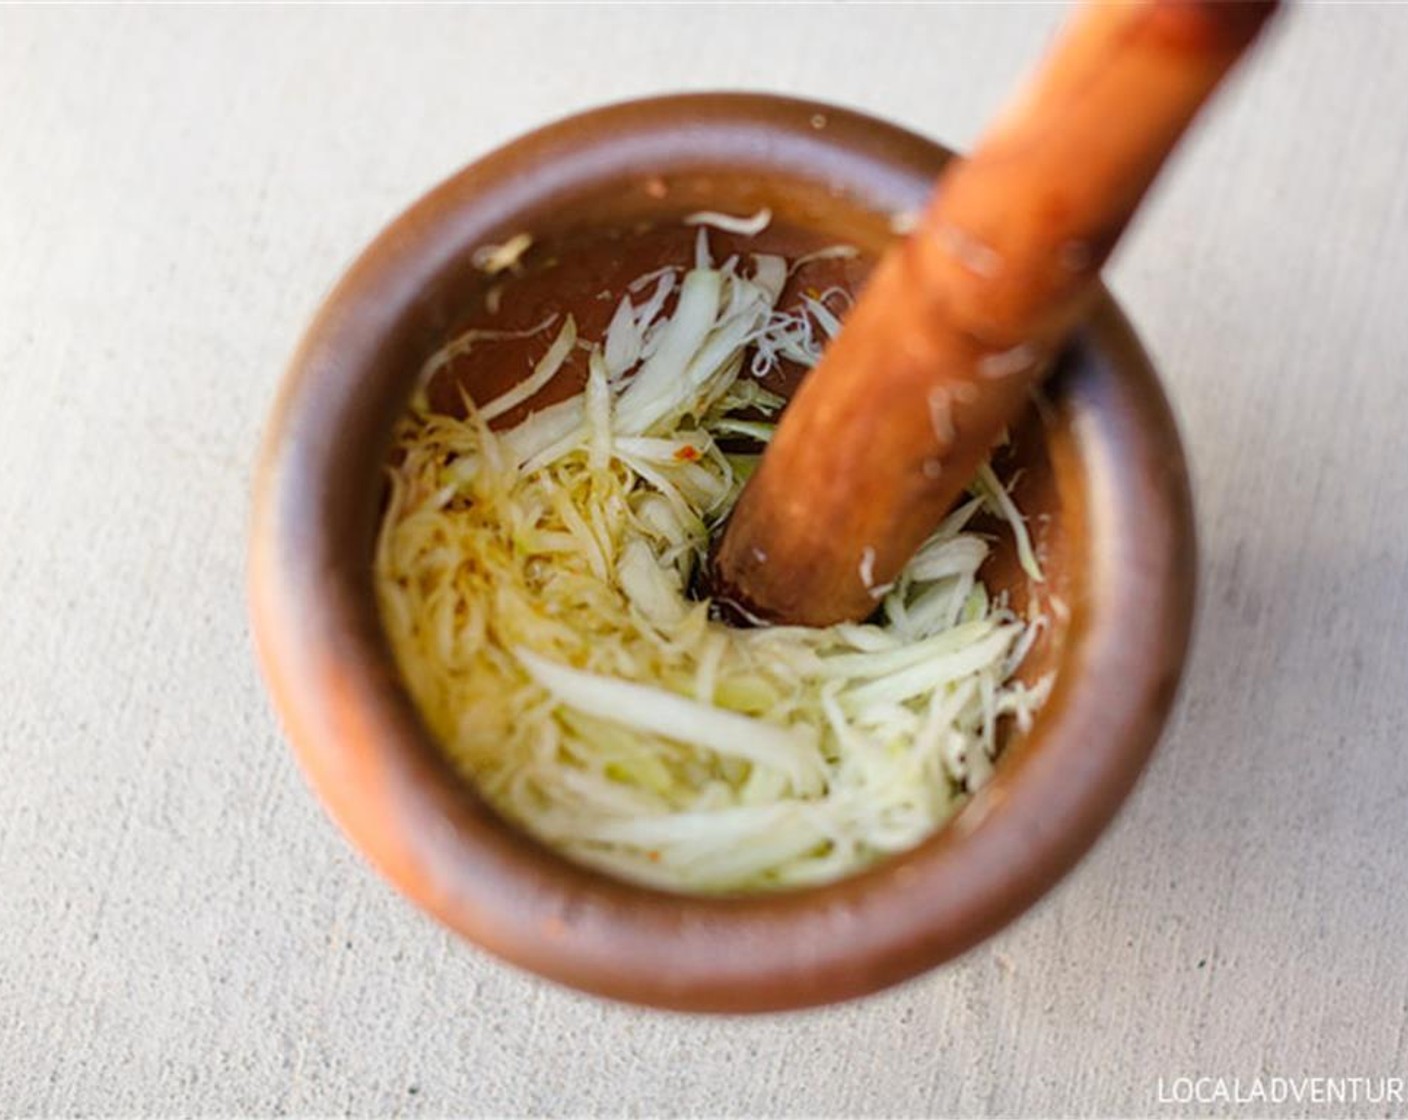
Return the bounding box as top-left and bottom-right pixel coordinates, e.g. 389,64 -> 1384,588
375,235 -> 1052,894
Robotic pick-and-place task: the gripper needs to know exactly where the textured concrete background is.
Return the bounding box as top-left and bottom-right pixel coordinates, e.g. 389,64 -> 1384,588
2,5 -> 1405,1117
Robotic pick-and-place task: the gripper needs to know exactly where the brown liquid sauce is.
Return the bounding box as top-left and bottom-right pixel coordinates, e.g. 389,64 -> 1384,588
422,220 -> 869,424
409,216 -> 1066,701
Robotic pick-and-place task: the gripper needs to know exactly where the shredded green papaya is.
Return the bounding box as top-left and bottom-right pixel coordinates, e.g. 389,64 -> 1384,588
375,231 -> 1051,894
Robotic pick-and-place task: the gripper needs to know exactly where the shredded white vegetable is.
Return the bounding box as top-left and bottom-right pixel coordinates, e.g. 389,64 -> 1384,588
684,208 -> 773,237
376,243 -> 1051,894
471,232 -> 534,275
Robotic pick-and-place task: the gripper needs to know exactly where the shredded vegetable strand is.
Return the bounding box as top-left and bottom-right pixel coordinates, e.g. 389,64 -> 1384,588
376,245 -> 1051,894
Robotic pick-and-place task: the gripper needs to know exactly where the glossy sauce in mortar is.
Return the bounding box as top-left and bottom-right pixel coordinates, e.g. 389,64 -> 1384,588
423,220 -> 866,422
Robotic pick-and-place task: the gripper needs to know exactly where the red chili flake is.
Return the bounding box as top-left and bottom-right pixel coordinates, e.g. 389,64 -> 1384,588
674,445 -> 701,462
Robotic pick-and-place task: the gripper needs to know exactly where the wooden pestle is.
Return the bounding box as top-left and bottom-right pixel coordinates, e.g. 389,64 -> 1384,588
712,0 -> 1278,627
